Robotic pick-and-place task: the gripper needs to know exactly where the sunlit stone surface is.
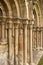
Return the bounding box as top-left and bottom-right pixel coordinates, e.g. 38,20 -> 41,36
0,0 -> 43,65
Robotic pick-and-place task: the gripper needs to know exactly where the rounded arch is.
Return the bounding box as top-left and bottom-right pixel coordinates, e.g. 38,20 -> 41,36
33,2 -> 41,26
0,8 -> 3,22
17,0 -> 27,18
0,8 -> 3,16
4,0 -> 12,17
33,8 -> 37,26
14,0 -> 20,17
4,0 -> 20,18
0,3 -> 6,17
25,0 -> 29,18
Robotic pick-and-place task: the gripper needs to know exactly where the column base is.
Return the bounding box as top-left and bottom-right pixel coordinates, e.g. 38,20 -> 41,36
1,38 -> 7,44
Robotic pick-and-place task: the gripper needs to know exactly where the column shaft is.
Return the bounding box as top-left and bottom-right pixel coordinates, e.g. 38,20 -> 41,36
14,24 -> 19,65
29,24 -> 33,65
35,31 -> 37,49
5,24 -> 8,40
8,22 -> 14,65
23,24 -> 27,65
2,22 -> 5,40
36,29 -> 40,50
36,30 -> 38,49
41,30 -> 42,49
18,27 -> 23,65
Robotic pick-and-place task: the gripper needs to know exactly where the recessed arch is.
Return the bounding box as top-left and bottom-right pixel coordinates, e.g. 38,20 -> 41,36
0,1 -> 9,16
4,0 -> 12,17
25,0 -> 29,18
33,2 -> 41,26
13,0 -> 20,17
16,0 -> 27,18
33,8 -> 37,26
3,0 -> 21,18
0,8 -> 3,16
0,3 -> 6,17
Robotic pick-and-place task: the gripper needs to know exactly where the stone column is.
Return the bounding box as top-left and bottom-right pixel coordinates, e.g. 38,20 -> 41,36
5,23 -> 8,40
23,23 -> 28,65
29,23 -> 33,65
33,28 -> 37,50
36,28 -> 39,50
14,23 -> 19,65
4,23 -> 8,45
18,24 -> 23,65
29,0 -> 34,64
34,29 -> 37,49
2,22 -> 5,42
8,22 -> 14,65
36,28 -> 40,50
40,28 -> 42,49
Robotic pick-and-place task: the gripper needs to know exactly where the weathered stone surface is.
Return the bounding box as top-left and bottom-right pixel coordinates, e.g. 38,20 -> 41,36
0,0 -> 43,65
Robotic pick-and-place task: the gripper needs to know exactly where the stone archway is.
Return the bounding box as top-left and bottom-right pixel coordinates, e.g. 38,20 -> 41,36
32,1 -> 43,65
33,1 -> 41,27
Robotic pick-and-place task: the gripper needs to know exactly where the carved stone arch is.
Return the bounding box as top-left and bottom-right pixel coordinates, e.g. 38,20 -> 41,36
0,0 -> 12,21
3,0 -> 12,18
8,0 -> 20,18
0,3 -> 6,17
17,0 -> 27,18
0,2 -> 10,44
13,0 -> 20,17
33,2 -> 41,27
33,8 -> 37,26
35,2 -> 41,26
25,0 -> 29,18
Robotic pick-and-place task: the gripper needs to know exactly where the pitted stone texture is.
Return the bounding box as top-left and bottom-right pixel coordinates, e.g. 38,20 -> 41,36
0,51 -> 8,65
0,45 -> 8,65
33,50 -> 43,65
